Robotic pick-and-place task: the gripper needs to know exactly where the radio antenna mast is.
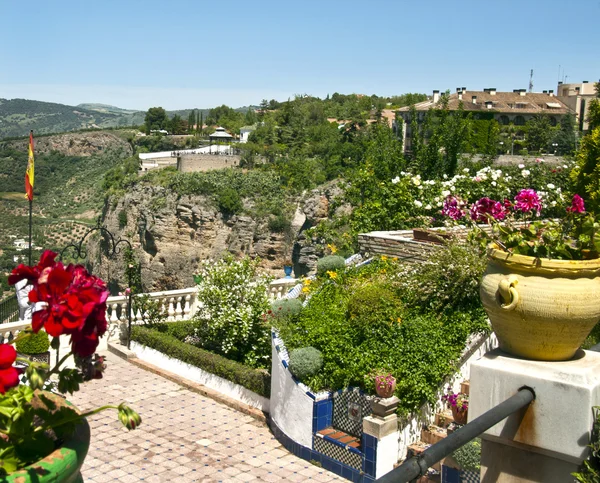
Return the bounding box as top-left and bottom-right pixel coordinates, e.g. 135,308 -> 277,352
529,69 -> 534,92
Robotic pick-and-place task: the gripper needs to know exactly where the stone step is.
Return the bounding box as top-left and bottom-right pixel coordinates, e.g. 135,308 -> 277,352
435,410 -> 457,428
421,425 -> 448,445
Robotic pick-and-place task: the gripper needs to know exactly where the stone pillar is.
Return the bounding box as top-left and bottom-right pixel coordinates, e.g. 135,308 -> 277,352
363,396 -> 400,479
470,348 -> 600,483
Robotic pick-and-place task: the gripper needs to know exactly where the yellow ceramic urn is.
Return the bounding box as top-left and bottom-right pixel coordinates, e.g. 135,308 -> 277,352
480,247 -> 600,361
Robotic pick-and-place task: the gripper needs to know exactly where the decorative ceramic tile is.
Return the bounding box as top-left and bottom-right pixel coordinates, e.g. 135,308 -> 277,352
314,436 -> 362,470
332,388 -> 371,438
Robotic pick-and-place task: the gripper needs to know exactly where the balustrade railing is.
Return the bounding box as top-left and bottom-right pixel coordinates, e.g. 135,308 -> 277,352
104,278 -> 298,343
0,295 -> 19,324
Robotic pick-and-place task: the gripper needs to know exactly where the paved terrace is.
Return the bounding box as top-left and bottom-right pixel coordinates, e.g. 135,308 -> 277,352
70,352 -> 344,482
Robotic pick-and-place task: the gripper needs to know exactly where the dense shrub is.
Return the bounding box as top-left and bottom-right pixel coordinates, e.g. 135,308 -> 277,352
395,239 -> 487,314
452,438 -> 481,471
217,188 -> 243,216
277,258 -> 489,413
347,283 -> 403,336
316,255 -> 345,275
270,298 -> 303,320
16,330 -> 50,354
131,326 -> 270,398
268,213 -> 291,233
193,255 -> 272,367
289,347 -> 323,382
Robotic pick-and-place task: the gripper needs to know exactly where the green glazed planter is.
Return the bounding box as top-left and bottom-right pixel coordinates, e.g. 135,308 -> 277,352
5,394 -> 90,483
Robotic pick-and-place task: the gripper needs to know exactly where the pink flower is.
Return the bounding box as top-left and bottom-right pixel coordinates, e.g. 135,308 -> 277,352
567,194 -> 585,214
514,189 -> 542,215
442,196 -> 465,221
470,198 -> 506,223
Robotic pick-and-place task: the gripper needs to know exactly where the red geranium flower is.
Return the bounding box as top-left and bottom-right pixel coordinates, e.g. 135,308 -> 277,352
0,344 -> 19,394
9,250 -> 109,357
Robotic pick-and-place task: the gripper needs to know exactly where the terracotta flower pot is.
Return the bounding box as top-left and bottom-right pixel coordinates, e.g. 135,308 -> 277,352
451,405 -> 468,425
480,248 -> 600,361
375,376 -> 396,398
5,392 -> 90,483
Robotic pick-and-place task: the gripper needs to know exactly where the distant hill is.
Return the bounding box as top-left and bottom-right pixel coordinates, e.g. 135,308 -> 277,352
77,103 -> 140,115
0,98 -> 257,139
0,98 -> 146,139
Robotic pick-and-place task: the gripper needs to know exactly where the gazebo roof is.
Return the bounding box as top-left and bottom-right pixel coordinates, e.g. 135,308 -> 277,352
209,127 -> 233,138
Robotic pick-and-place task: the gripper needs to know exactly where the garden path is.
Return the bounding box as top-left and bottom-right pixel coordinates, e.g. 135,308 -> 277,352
70,352 -> 344,482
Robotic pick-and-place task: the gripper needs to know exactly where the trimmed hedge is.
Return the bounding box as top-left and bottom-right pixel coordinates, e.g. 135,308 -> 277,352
130,326 -> 271,398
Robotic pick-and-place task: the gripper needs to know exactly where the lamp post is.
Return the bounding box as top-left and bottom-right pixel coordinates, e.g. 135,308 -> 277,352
499,141 -> 504,155
552,142 -> 558,155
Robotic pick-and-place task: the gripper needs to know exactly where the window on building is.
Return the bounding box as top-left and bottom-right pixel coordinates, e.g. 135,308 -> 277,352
499,115 -> 510,125
549,117 -> 557,127
515,116 -> 525,126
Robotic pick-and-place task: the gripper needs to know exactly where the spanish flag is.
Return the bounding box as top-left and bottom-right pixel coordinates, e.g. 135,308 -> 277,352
25,130 -> 34,201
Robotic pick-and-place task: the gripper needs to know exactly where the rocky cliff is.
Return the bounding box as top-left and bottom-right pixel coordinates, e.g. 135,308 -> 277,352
90,181 -> 347,292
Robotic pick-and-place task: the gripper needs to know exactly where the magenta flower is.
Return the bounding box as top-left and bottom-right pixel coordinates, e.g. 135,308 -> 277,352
470,197 -> 506,223
442,196 -> 465,220
567,194 -> 585,214
514,189 -> 542,215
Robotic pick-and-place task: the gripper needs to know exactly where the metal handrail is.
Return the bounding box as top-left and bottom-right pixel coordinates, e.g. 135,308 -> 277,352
377,386 -> 536,483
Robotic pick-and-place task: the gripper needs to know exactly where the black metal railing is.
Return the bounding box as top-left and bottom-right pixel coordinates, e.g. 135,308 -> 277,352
0,295 -> 19,324
377,386 -> 536,483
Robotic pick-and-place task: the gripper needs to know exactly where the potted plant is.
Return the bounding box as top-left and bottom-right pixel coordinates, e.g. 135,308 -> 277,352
15,328 -> 51,365
442,387 -> 469,425
4,250 -> 142,479
443,191 -> 600,361
373,371 -> 396,399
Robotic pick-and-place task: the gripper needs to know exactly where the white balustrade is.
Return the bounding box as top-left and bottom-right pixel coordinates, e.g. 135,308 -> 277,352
104,279 -> 298,342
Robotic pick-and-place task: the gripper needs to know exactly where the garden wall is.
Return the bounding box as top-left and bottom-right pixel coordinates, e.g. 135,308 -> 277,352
130,341 -> 270,412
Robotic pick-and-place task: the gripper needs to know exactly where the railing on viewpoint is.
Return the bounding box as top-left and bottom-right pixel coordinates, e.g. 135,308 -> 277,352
0,295 -> 19,324
376,387 -> 536,482
0,319 -> 30,344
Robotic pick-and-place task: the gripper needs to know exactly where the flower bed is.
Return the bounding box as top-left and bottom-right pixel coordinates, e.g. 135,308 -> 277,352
274,252 -> 489,414
130,325 -> 270,400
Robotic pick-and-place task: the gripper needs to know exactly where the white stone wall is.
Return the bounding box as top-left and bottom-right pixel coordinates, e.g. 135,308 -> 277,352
131,342 -> 270,412
269,335 -> 317,449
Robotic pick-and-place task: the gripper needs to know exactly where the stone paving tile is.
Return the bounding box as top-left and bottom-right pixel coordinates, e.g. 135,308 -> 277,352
70,353 -> 345,482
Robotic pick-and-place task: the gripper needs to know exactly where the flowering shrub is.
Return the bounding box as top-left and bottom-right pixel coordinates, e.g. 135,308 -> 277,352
349,161 -> 574,234
442,387 -> 469,412
193,254 -> 272,367
3,251 -> 141,474
443,190 -> 600,260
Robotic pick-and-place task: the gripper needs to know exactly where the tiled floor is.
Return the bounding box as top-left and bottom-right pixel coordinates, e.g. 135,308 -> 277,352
70,353 -> 344,482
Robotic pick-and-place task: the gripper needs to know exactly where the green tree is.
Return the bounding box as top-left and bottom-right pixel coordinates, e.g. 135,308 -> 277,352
572,127 -> 600,212
526,115 -> 554,153
552,113 -> 576,155
187,110 -> 196,133
144,107 -> 168,134
587,82 -> 600,132
168,114 -> 187,135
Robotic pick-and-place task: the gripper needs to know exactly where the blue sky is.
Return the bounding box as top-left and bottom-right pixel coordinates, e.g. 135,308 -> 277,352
1,0 -> 598,111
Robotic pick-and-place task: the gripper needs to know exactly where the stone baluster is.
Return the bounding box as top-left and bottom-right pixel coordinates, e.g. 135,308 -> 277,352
167,297 -> 175,321
183,295 -> 191,319
174,296 -> 183,320
110,303 -> 119,325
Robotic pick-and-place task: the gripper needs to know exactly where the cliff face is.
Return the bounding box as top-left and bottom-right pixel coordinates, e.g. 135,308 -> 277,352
91,182 -> 347,292
1,132 -> 133,157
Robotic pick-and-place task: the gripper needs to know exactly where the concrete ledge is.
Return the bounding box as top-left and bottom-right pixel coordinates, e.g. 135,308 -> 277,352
127,356 -> 268,424
108,342 -> 138,360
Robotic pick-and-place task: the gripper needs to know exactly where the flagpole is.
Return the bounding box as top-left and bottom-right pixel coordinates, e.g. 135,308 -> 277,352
26,130 -> 34,265
28,199 -> 33,265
